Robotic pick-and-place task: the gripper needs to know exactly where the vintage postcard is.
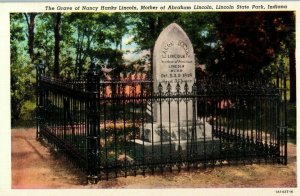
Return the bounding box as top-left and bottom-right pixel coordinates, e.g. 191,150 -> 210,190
0,0 -> 299,195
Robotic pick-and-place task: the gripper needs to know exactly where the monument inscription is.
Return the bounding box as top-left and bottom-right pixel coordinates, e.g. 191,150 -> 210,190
153,23 -> 195,90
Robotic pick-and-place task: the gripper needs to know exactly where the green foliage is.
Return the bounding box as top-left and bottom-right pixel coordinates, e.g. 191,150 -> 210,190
34,13 -> 55,71
20,100 -> 36,120
13,100 -> 36,127
287,103 -> 296,142
11,59 -> 35,126
11,13 -> 35,126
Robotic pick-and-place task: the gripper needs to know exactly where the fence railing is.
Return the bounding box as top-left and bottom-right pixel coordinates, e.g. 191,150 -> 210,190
36,62 -> 287,184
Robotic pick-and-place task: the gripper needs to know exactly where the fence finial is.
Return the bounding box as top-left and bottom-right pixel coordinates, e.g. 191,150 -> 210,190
36,60 -> 45,75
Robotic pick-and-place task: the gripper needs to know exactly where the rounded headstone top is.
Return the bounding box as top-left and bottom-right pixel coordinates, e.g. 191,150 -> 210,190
153,22 -> 195,92
155,23 -> 189,46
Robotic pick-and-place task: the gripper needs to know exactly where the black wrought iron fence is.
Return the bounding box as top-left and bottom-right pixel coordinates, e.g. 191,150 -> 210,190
36,62 -> 287,184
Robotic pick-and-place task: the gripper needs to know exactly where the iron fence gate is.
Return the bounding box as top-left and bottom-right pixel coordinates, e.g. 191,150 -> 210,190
36,62 -> 287,184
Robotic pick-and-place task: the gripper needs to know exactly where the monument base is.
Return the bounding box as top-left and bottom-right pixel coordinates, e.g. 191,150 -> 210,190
131,120 -> 220,162
139,120 -> 213,144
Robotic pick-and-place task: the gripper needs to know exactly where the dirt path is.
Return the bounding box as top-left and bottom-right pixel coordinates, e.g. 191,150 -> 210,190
12,128 -> 86,188
12,128 -> 297,188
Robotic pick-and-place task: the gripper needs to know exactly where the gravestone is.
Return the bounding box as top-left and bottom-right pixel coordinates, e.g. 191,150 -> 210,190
153,23 -> 195,123
134,23 -> 214,156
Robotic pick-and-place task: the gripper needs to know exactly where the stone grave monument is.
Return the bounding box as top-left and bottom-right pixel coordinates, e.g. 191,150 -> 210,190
134,23 -> 214,159
153,22 -> 195,123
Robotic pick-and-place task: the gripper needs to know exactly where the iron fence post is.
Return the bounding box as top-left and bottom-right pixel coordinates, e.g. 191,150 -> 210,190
276,64 -> 288,164
191,82 -> 197,157
283,72 -> 288,165
279,64 -> 288,165
86,61 -> 100,184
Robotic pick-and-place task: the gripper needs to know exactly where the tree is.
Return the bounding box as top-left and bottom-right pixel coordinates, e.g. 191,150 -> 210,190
66,13 -> 114,77
110,13 -> 128,51
104,13 -> 129,80
130,13 -> 178,66
11,13 -> 34,123
289,46 -> 296,103
34,14 -> 55,73
274,12 -> 296,103
213,12 -> 295,80
53,13 -> 61,77
24,13 -> 37,62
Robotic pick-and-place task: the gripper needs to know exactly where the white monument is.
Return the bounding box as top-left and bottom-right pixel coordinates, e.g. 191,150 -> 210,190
153,23 -> 195,123
135,23 -> 213,155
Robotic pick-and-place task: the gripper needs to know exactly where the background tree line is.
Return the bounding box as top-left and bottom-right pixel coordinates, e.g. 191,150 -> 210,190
10,12 -> 295,126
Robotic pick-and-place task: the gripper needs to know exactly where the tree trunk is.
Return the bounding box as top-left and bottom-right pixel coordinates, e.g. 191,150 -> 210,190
289,48 -> 296,103
149,47 -> 154,79
54,13 -> 61,78
149,16 -> 158,80
25,13 -> 36,62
